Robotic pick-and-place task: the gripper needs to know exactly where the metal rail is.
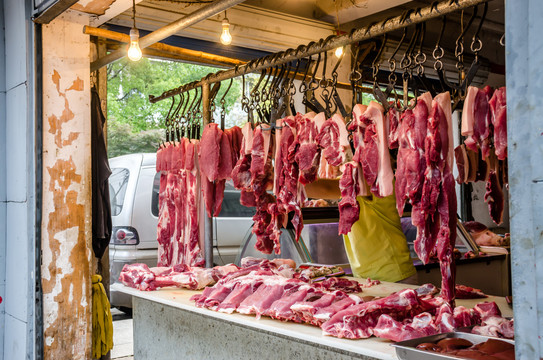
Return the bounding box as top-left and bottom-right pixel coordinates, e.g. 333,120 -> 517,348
149,0 -> 489,103
90,0 -> 246,71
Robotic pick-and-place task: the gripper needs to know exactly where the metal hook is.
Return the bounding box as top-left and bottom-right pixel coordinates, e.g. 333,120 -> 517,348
470,2 -> 488,54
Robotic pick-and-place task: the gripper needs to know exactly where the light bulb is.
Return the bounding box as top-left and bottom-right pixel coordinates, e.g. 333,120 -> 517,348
127,28 -> 142,61
220,18 -> 232,45
335,46 -> 344,58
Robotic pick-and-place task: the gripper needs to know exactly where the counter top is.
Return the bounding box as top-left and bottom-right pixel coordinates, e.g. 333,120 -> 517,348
113,279 -> 513,360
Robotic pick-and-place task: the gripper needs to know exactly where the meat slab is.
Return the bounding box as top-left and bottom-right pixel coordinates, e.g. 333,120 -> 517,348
489,87 -> 507,160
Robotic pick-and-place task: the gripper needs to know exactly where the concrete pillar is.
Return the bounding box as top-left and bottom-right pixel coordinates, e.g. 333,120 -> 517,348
505,0 -> 543,358
1,0 -> 38,358
41,10 -> 93,359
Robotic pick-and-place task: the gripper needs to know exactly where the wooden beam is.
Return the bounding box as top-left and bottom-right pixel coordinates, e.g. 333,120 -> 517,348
33,0 -> 79,24
84,25 -> 245,67
105,41 -> 239,67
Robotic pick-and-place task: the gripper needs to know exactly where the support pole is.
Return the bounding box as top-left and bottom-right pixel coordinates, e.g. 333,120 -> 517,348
149,0 -> 489,103
505,0 -> 543,357
90,0 -> 246,71
201,82 -> 214,268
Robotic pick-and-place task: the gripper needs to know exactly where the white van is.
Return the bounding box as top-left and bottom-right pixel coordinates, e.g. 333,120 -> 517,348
108,153 -> 254,308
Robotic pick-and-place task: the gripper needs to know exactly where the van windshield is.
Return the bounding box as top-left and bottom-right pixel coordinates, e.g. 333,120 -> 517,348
109,168 -> 130,216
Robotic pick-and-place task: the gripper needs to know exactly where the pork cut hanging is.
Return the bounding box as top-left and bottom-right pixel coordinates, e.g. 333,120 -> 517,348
462,86 -> 494,159
199,123 -> 235,217
395,92 -> 432,216
294,112 -> 322,184
317,113 -> 351,167
353,101 -> 394,197
489,87 -> 507,160
156,139 -> 204,267
412,91 -> 457,304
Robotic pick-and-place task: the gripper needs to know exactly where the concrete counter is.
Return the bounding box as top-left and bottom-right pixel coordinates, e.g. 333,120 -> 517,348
112,280 -> 512,360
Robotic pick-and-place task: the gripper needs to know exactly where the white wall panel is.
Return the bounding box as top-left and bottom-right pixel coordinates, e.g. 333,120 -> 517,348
5,84 -> 28,203
4,0 -> 27,90
5,202 -> 29,322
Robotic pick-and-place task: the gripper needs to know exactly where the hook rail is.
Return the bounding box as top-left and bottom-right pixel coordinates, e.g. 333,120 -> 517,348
149,0 -> 489,104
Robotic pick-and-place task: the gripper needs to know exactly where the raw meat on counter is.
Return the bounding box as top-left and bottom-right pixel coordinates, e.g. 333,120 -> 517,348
455,284 -> 488,299
472,316 -> 515,339
463,221 -> 509,247
119,263 -> 239,291
416,337 -> 515,359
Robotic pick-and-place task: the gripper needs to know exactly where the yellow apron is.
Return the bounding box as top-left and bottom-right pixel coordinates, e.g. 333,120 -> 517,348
343,194 -> 416,283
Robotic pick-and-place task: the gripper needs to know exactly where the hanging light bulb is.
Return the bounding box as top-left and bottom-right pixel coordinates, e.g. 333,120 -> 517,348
333,6 -> 343,59
128,28 -> 142,61
127,0 -> 142,61
220,12 -> 232,45
334,46 -> 344,58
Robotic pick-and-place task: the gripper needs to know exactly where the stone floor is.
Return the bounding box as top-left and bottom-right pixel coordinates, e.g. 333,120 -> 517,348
112,308 -> 134,360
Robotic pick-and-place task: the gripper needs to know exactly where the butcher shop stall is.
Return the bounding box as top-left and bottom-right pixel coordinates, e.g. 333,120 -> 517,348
101,0 -> 531,358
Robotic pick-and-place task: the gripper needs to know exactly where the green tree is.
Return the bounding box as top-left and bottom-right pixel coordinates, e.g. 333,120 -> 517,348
107,57 -> 243,157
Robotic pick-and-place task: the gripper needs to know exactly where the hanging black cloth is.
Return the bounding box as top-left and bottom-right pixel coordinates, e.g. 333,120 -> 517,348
91,87 -> 112,259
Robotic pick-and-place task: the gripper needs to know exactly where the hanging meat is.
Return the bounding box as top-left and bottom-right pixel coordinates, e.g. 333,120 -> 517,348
275,115 -> 305,243
199,123 -> 234,217
412,91 -> 457,304
317,113 -> 351,167
231,122 -> 256,207
338,161 -> 366,235
489,87 -> 507,160
156,140 -> 204,268
462,86 -> 494,160
387,106 -> 401,149
352,101 -> 394,198
395,92 -> 432,216
295,112 -> 321,185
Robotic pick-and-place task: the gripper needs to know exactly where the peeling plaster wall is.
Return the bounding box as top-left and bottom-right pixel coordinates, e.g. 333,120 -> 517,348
41,10 -> 92,359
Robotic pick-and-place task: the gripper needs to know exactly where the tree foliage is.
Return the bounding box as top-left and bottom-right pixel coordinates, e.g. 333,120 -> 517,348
106,57 -> 243,157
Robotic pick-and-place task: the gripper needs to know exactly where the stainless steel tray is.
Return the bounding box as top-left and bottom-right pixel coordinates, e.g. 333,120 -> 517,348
392,332 -> 515,360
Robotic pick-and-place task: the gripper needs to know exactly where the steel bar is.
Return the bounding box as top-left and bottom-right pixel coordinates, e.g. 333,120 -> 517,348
149,0 -> 489,103
201,83 -> 214,268
90,0 -> 246,71
84,26 -> 245,67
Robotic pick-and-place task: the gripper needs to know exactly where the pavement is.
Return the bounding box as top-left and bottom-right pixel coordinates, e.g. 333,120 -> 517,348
111,308 -> 134,360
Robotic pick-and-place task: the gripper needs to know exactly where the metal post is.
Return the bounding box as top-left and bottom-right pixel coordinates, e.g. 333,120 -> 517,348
149,0 -> 489,103
505,0 -> 543,358
202,82 -> 214,268
90,0 -> 246,71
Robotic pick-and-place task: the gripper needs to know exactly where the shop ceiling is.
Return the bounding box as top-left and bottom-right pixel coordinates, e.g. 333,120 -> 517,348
71,0 -> 505,67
